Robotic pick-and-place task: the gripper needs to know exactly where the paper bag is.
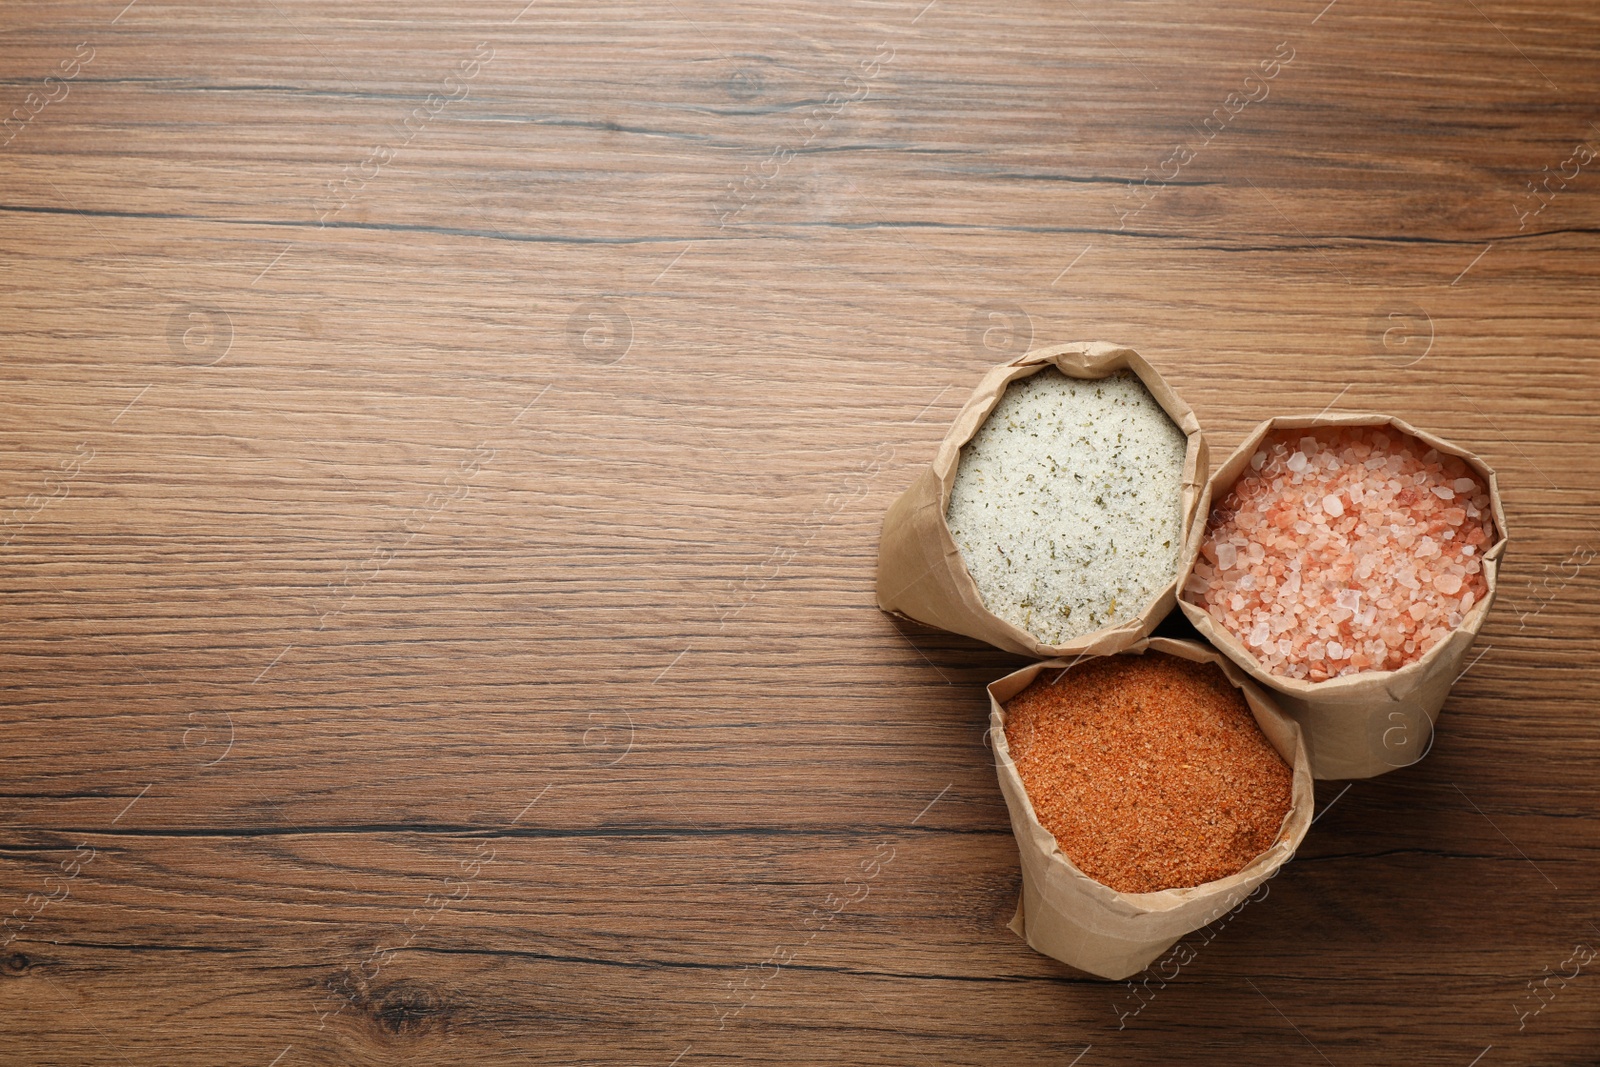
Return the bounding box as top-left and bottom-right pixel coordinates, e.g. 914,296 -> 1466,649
877,342 -> 1207,658
1177,414 -> 1508,780
989,638 -> 1314,980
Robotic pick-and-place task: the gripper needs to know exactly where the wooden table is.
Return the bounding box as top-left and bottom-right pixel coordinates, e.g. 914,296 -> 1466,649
3,1 -> 1597,1063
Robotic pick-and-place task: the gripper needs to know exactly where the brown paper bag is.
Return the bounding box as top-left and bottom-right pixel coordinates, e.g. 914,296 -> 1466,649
1178,414 -> 1509,780
989,638 -> 1314,980
877,342 -> 1207,658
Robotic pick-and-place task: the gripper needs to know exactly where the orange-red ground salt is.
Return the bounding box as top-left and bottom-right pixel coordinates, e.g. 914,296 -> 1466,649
1185,426 -> 1497,681
1003,653 -> 1293,894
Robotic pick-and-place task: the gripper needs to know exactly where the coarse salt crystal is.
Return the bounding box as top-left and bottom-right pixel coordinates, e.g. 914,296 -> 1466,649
1251,451 -> 1267,471
1433,572 -> 1463,595
1188,424 -> 1496,680
1215,542 -> 1238,570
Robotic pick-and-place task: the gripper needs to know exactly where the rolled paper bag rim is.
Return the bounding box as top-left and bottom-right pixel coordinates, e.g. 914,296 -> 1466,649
1178,412 -> 1508,698
877,341 -> 1208,659
988,637 -> 1314,978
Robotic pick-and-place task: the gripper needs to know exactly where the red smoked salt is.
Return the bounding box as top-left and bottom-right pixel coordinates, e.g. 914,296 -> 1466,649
1003,653 -> 1293,894
1184,426 -> 1497,681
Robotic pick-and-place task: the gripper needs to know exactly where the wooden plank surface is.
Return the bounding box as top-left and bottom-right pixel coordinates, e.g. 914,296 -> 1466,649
2,1 -> 1598,1063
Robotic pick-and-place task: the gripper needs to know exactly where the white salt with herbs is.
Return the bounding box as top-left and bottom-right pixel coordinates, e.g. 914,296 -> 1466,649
946,368 -> 1188,645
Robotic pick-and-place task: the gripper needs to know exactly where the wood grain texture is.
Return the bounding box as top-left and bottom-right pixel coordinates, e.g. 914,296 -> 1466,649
2,0 -> 1598,1063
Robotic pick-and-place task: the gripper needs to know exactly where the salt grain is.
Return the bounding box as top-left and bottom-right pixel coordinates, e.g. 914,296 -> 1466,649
1186,425 -> 1496,680
1004,653 -> 1293,894
946,369 -> 1188,645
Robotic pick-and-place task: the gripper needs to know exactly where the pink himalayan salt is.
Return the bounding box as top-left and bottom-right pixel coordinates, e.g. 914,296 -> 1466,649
1188,425 -> 1497,682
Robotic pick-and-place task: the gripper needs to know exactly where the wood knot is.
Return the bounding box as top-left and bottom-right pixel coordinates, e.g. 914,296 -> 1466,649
369,982 -> 447,1037
2,952 -> 31,976
725,67 -> 765,101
